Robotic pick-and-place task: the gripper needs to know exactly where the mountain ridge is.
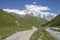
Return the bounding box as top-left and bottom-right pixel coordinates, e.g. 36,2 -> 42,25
42,14 -> 60,27
3,9 -> 57,21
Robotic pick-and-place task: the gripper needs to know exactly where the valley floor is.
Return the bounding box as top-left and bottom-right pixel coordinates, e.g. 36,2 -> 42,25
4,27 -> 37,40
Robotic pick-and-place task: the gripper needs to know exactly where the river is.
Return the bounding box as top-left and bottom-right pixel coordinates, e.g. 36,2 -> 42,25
45,28 -> 60,40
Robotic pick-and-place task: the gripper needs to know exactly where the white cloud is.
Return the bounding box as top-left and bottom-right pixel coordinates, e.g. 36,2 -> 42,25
33,2 -> 36,4
25,4 -> 50,12
3,4 -> 58,20
3,9 -> 26,15
24,4 -> 57,20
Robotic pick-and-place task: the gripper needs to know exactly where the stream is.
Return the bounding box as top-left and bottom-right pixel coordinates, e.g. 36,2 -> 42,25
45,28 -> 60,40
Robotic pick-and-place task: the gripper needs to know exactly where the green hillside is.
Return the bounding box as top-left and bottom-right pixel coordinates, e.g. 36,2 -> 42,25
42,14 -> 60,27
0,9 -> 46,40
17,16 -> 46,27
0,9 -> 19,39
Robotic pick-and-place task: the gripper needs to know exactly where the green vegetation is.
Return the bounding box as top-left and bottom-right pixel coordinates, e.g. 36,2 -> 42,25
42,29 -> 56,40
30,27 -> 56,40
42,14 -> 60,27
0,9 -> 46,40
0,9 -> 57,40
17,16 -> 46,27
0,9 -> 17,26
51,28 -> 60,32
0,9 -> 20,40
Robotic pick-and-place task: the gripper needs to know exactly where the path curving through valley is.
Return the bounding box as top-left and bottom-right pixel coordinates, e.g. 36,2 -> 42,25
4,27 -> 38,40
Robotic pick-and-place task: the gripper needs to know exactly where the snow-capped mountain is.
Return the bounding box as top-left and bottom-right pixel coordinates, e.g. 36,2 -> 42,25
3,4 -> 58,21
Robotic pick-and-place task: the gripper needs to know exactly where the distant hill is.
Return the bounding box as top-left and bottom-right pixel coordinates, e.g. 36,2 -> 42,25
0,8 -> 47,27
42,14 -> 60,27
0,9 -> 17,26
18,15 -> 47,27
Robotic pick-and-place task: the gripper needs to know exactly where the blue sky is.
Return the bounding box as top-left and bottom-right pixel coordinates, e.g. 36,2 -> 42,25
0,0 -> 60,14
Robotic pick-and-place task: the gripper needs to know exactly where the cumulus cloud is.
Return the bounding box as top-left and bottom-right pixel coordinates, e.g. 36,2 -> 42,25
33,1 -> 36,4
3,9 -> 26,15
3,4 -> 58,20
25,4 -> 50,12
